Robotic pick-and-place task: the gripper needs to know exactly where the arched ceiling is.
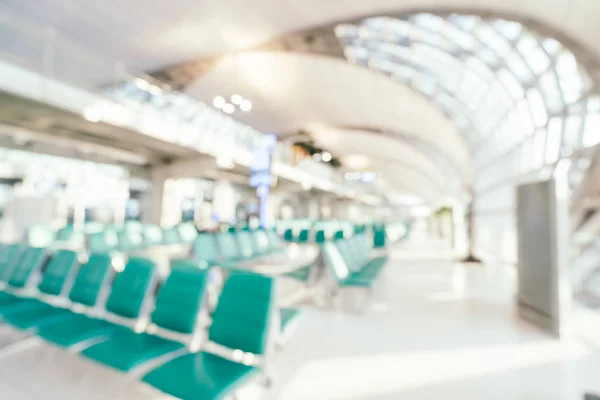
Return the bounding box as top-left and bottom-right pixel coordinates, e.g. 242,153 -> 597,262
2,0 -> 600,69
2,0 -> 600,201
184,52 -> 471,183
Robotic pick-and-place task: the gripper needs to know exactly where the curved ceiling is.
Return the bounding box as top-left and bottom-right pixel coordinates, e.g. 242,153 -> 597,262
2,0 -> 599,68
309,127 -> 448,200
184,52 -> 471,181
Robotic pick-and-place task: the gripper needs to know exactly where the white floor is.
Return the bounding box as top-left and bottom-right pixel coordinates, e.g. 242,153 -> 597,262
268,238 -> 600,400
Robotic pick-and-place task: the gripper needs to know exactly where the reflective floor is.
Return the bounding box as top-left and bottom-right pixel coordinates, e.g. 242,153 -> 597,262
268,238 -> 600,400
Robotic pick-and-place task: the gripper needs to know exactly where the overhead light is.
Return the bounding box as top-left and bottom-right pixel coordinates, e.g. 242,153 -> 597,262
322,152 -> 332,162
133,78 -> 150,91
213,96 -> 226,109
231,94 -> 243,105
343,154 -> 370,170
148,85 -> 161,95
312,153 -> 322,162
222,103 -> 235,114
240,99 -> 252,112
83,107 -> 102,123
302,180 -> 313,191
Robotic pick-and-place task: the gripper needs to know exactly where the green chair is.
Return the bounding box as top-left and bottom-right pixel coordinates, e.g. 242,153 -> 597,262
0,247 -> 48,312
143,225 -> 163,248
0,244 -> 25,282
142,272 -> 274,399
191,233 -> 219,267
322,242 -> 373,288
236,231 -> 256,260
81,265 -> 208,372
216,232 -> 242,263
36,255 -> 151,347
314,230 -> 326,244
251,230 -> 270,256
297,229 -> 310,243
266,230 -> 284,254
1,250 -> 81,329
177,223 -> 198,244
283,228 -> 294,242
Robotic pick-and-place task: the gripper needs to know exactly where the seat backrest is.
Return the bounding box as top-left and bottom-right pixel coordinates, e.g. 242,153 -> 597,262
162,226 -> 180,245
298,229 -> 310,243
335,240 -> 360,273
177,223 -> 197,244
143,225 -> 163,247
216,232 -> 240,261
88,231 -> 119,253
334,230 -> 345,241
283,228 -> 294,242
252,230 -> 270,255
193,233 -> 219,265
105,257 -> 156,319
151,265 -> 207,334
0,244 -> 25,281
118,229 -> 144,251
236,231 -> 255,259
314,230 -> 326,244
322,242 -> 350,284
68,253 -> 113,307
8,247 -> 47,288
209,272 -> 274,355
267,230 -> 283,252
37,250 -> 79,296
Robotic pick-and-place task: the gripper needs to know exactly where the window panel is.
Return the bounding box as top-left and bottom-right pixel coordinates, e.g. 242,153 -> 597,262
583,113 -> 600,147
517,100 -> 534,136
563,115 -> 583,152
517,34 -> 550,74
545,117 -> 562,164
497,69 -> 525,99
492,19 -> 523,40
527,89 -> 548,127
506,51 -> 534,84
533,129 -> 547,169
539,71 -> 564,114
477,24 -> 511,55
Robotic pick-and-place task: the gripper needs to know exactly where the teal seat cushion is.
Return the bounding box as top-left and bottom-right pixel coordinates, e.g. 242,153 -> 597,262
82,331 -> 184,372
38,314 -> 126,347
8,247 -> 47,288
142,352 -> 256,400
0,298 -> 47,317
362,256 -> 388,272
3,303 -> 72,329
37,250 -> 79,296
342,277 -> 375,288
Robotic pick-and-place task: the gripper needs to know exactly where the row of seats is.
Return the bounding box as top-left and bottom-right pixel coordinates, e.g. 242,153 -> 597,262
87,222 -> 198,253
0,243 -> 277,399
321,233 -> 388,289
188,229 -> 284,268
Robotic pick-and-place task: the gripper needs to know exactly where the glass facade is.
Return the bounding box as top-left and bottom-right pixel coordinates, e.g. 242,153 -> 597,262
336,13 -> 598,261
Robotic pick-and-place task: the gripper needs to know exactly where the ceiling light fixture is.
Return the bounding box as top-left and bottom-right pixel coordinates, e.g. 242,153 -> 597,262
240,99 -> 252,112
231,94 -> 243,105
213,96 -> 226,109
222,103 -> 235,114
322,152 -> 332,162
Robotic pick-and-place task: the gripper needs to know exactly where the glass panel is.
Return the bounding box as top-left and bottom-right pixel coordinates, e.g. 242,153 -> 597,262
492,19 -> 523,40
521,137 -> 534,173
497,69 -> 525,99
506,51 -> 534,84
413,13 -> 443,31
563,115 -> 583,151
517,99 -> 534,136
533,129 -> 547,169
542,38 -> 562,55
448,14 -> 480,31
477,24 -> 511,55
444,24 -> 477,50
517,33 -> 550,74
527,89 -> 548,127
588,95 -> 600,112
414,74 -> 438,96
559,71 -> 584,104
545,117 -> 562,164
583,113 -> 600,147
539,71 -> 564,114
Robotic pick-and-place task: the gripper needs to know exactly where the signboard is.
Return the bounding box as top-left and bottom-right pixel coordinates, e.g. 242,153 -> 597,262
249,134 -> 276,227
516,168 -> 571,337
